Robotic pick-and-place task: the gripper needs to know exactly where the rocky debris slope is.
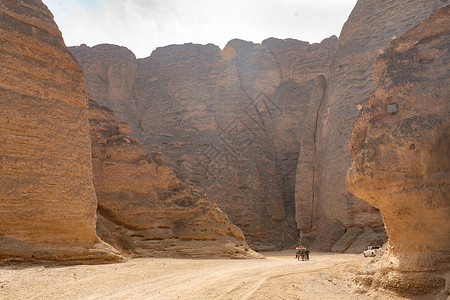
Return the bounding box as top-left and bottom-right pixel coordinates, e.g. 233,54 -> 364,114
71,37 -> 338,251
348,5 -> 450,296
0,0 -> 120,263
89,100 -> 261,258
298,0 -> 448,252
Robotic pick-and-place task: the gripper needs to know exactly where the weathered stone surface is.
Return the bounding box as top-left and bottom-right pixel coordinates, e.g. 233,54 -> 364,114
309,221 -> 346,252
347,5 -> 450,295
328,226 -> 387,254
295,74 -> 327,238
70,0 -> 448,254
298,0 -> 448,249
71,37 -> 338,251
331,227 -> 363,253
89,100 -> 262,258
0,0 -> 120,263
345,227 -> 387,254
70,44 -> 140,133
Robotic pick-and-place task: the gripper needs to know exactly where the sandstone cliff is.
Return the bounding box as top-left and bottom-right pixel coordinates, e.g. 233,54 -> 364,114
70,0 -> 447,253
298,0 -> 448,252
71,37 -> 338,251
89,100 -> 261,258
0,0 -> 120,262
348,5 -> 449,296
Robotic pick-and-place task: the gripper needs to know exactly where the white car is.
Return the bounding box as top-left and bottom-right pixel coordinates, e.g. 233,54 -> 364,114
363,246 -> 380,257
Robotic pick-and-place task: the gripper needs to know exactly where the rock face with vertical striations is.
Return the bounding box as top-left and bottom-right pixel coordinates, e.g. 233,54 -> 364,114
0,0 -> 120,262
89,100 -> 262,258
348,5 -> 450,295
297,0 -> 448,252
70,0 -> 449,253
71,44 -> 140,134
71,37 -> 338,251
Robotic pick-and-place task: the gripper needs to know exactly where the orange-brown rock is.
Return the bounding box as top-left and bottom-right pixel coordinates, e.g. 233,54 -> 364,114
347,5 -> 450,295
0,0 -> 120,263
70,44 -> 140,133
298,0 -> 448,252
71,37 -> 338,251
89,100 -> 261,258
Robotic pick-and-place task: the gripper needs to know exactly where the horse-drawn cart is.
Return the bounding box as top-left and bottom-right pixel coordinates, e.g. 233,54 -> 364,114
295,246 -> 309,261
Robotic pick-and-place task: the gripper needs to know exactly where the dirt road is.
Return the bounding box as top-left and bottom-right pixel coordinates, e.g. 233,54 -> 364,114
0,251 -> 405,299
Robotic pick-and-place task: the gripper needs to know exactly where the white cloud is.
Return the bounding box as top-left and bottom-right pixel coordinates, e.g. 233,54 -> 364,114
43,0 -> 358,58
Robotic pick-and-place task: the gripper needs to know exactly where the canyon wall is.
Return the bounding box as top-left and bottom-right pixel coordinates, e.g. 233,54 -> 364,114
71,37 -> 338,251
71,0 -> 447,253
3,0 -> 446,267
0,0 -> 119,262
89,100 -> 261,258
348,5 -> 449,295
298,0 -> 448,251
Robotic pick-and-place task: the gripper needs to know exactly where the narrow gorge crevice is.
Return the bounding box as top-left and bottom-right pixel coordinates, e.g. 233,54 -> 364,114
310,75 -> 328,232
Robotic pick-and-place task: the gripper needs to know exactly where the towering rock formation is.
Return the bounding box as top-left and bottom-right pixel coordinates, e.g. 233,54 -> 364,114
0,0 -> 119,262
89,100 -> 261,258
71,37 -> 338,250
70,44 -> 140,133
297,0 -> 448,251
348,5 -> 449,295
71,0 -> 447,253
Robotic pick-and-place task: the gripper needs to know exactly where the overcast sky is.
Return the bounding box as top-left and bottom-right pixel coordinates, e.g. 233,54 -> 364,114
43,0 -> 358,58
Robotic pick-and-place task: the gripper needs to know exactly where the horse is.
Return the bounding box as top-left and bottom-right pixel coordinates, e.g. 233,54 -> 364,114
295,249 -> 306,261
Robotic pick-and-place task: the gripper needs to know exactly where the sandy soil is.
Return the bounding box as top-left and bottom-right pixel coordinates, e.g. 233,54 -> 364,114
0,251 -> 409,299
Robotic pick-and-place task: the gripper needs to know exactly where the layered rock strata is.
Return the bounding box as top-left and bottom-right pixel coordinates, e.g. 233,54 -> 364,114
348,5 -> 450,295
71,37 -> 338,250
71,0 -> 448,253
89,100 -> 261,258
0,0 -> 120,262
298,0 -> 448,251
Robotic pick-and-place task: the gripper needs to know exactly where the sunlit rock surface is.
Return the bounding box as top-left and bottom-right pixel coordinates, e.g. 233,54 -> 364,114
348,5 -> 450,295
300,0 -> 447,251
89,100 -> 262,258
71,0 -> 447,254
71,37 -> 337,251
0,0 -> 120,263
